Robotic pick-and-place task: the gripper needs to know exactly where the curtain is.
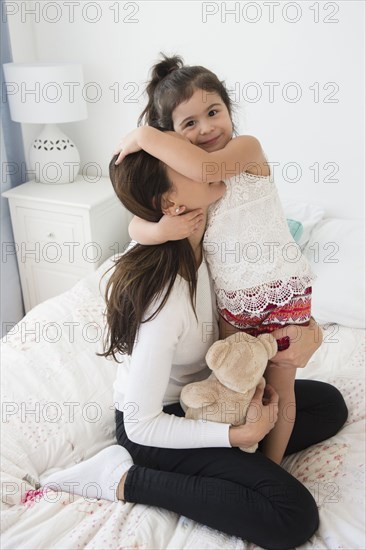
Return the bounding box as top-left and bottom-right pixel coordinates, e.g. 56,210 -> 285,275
1,14 -> 26,337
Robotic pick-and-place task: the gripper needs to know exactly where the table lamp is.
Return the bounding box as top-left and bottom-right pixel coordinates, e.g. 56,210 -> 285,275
3,62 -> 87,184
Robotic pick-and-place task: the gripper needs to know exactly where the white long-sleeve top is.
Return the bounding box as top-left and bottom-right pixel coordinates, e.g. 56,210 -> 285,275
113,255 -> 232,449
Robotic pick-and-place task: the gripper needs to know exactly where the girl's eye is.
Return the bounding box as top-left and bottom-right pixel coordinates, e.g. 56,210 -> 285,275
185,120 -> 195,128
208,110 -> 217,117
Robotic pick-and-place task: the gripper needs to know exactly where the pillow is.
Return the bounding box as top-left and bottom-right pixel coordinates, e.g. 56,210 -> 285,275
303,218 -> 366,328
282,200 -> 325,249
287,218 -> 304,243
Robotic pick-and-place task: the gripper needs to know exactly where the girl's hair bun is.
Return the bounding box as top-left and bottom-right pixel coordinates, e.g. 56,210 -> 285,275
151,53 -> 183,82
137,53 -> 187,127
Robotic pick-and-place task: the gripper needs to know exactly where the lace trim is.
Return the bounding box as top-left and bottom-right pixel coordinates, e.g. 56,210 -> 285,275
216,276 -> 313,314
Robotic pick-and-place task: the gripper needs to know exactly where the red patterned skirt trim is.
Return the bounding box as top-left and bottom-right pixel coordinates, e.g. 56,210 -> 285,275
219,286 -> 312,337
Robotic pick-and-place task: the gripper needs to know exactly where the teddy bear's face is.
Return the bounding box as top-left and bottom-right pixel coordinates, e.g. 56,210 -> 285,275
205,332 -> 277,393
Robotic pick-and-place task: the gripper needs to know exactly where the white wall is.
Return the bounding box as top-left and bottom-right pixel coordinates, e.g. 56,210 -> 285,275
6,0 -> 365,218
6,0 -> 38,163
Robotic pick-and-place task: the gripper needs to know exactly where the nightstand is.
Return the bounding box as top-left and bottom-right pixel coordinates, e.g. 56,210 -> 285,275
2,175 -> 132,313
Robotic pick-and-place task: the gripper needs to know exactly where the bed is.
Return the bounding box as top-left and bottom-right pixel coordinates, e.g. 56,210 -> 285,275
1,207 -> 365,549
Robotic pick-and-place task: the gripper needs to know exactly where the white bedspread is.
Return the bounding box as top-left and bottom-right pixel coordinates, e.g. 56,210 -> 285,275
1,257 -> 365,549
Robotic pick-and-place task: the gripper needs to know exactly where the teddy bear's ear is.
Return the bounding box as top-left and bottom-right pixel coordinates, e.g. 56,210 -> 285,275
205,340 -> 230,371
225,332 -> 256,346
257,333 -> 278,359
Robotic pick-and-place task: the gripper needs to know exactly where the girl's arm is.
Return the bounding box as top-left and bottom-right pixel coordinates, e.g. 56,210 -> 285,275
114,127 -> 269,183
129,209 -> 204,245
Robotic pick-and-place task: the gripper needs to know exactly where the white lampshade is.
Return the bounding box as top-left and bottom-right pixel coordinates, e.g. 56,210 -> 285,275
3,62 -> 87,123
3,62 -> 88,184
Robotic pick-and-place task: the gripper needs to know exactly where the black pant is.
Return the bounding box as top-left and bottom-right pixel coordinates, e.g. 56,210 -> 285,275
115,380 -> 348,550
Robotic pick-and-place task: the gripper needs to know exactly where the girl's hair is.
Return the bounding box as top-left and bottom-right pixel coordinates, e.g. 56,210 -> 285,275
138,53 -> 235,131
97,150 -> 198,361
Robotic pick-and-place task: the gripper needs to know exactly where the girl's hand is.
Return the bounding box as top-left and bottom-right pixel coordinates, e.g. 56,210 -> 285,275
113,128 -> 187,165
229,383 -> 279,447
158,208 -> 205,241
113,128 -> 143,164
270,317 -> 323,369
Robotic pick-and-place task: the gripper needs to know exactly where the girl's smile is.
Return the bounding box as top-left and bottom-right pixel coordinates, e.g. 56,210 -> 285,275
198,134 -> 223,150
172,89 -> 233,151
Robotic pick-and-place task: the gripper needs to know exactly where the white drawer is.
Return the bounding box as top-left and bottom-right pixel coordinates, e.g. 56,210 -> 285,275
15,207 -> 87,267
2,177 -> 128,313
25,215 -> 81,242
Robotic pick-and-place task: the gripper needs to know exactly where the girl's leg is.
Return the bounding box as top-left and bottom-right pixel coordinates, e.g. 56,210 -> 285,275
116,407 -> 318,550
219,315 -> 297,465
260,363 -> 297,464
259,374 -> 348,463
284,379 -> 348,455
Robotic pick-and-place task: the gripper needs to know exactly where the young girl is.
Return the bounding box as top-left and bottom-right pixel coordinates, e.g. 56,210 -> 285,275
114,54 -> 316,465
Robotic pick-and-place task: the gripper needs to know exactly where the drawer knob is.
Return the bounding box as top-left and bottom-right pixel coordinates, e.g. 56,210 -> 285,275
47,232 -> 55,239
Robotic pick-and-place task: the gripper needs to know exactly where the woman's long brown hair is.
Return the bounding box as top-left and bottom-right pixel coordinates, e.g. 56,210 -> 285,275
96,151 -> 198,362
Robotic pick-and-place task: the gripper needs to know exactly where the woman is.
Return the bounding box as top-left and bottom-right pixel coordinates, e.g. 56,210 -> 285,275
42,146 -> 348,550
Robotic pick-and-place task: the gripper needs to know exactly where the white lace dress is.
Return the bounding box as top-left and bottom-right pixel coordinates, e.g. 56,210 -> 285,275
203,171 -> 315,324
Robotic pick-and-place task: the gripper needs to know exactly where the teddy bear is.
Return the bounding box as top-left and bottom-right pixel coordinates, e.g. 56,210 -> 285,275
180,331 -> 278,452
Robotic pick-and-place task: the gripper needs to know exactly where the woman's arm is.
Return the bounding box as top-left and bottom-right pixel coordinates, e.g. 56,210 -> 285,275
122,290 -> 232,449
220,316 -> 323,371
122,287 -> 278,449
269,318 -> 323,369
229,383 -> 279,447
114,127 -> 268,183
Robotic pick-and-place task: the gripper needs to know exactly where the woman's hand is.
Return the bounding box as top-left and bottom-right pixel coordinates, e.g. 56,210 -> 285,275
229,383 -> 279,448
113,128 -> 144,164
270,317 -> 323,369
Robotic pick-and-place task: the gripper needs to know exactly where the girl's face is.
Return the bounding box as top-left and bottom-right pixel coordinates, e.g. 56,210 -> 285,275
172,89 -> 233,152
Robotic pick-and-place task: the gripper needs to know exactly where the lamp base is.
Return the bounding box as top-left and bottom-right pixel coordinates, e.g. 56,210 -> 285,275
29,124 -> 80,184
